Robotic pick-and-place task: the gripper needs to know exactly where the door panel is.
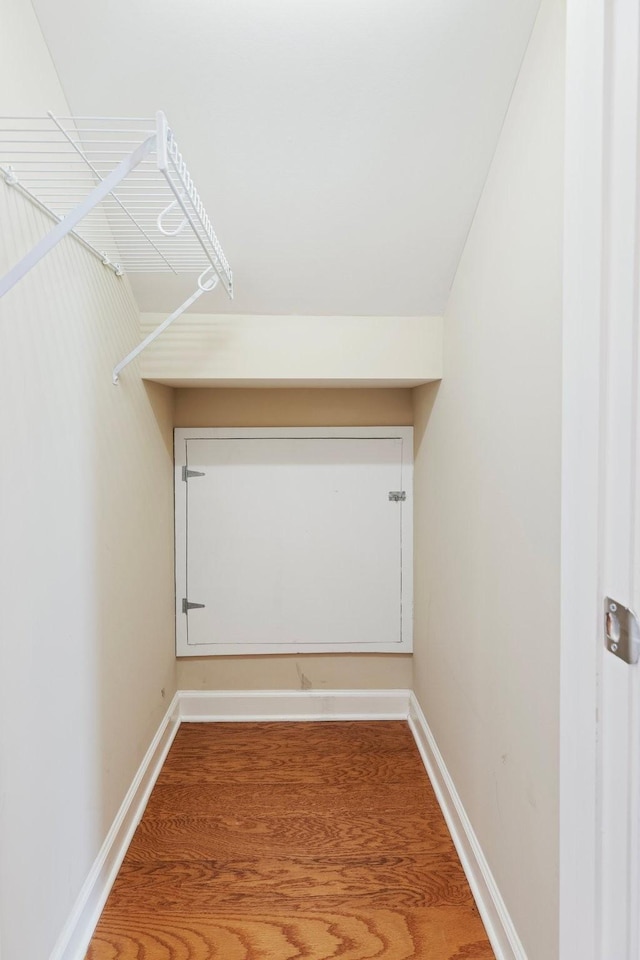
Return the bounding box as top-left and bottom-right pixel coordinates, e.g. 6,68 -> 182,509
179,433 -> 410,654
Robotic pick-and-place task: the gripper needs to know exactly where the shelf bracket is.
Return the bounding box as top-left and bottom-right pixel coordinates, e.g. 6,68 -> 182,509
0,133 -> 156,300
112,267 -> 218,384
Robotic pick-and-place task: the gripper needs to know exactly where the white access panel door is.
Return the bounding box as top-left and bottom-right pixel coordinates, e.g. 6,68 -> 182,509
175,427 -> 412,655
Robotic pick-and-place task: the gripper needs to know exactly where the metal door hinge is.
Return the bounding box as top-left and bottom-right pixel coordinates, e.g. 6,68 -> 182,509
605,597 -> 640,664
182,466 -> 205,482
182,598 -> 205,614
388,491 -> 406,502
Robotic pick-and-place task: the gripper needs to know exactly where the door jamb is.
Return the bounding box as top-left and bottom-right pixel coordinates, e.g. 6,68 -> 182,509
559,2 -> 605,958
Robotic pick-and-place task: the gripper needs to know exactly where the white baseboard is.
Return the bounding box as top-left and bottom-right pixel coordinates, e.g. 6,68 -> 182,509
408,692 -> 527,960
179,688 -> 412,722
49,692 -> 181,960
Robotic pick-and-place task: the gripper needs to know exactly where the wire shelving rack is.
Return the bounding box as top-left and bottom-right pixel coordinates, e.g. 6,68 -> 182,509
0,111 -> 233,382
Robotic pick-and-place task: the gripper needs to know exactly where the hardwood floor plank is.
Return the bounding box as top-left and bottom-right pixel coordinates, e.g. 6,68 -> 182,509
103,855 -> 473,911
143,781 -> 442,820
156,750 -> 424,786
157,723 -> 424,786
171,721 -> 417,753
125,811 -> 455,861
88,907 -> 493,960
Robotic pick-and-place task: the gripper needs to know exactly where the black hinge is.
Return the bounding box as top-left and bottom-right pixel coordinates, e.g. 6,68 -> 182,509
182,598 -> 205,614
388,491 -> 406,502
182,466 -> 205,482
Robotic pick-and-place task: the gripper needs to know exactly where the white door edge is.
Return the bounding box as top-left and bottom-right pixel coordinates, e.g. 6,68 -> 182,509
560,3 -> 640,959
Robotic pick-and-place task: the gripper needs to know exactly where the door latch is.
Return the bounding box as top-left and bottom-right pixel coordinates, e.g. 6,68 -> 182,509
605,597 -> 640,664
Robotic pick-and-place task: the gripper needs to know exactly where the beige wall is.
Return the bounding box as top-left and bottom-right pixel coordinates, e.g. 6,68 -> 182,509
174,386 -> 413,427
0,4 -> 176,958
411,1 -> 564,958
175,386 -> 413,691
179,654 -> 412,692
140,313 -> 442,387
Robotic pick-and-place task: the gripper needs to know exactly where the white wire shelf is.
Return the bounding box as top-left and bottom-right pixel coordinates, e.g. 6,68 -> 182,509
0,111 -> 233,382
0,111 -> 232,294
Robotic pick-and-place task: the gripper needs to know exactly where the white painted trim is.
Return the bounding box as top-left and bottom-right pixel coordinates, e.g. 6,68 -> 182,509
559,4 -> 605,960
176,426 -> 416,441
48,693 -> 181,960
179,688 -> 412,722
408,693 -> 526,960
584,3 -> 640,959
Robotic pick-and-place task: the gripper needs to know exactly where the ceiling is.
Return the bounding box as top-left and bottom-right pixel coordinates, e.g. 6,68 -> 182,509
32,0 -> 540,316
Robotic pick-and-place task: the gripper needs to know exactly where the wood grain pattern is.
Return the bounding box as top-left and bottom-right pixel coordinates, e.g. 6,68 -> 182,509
156,748 -> 424,786
144,781 -> 441,819
105,855 -> 473,910
86,722 -> 494,959
89,907 -> 495,960
124,811 -> 455,860
167,721 -> 417,752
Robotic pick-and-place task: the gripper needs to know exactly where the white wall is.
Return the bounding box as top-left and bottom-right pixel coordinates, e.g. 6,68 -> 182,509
412,1 -> 564,957
139,312 -> 442,387
0,2 -> 176,958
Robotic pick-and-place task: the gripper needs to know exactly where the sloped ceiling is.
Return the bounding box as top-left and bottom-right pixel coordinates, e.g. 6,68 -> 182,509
31,0 -> 540,315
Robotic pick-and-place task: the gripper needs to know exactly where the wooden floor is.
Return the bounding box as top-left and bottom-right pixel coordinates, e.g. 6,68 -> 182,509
86,721 -> 494,959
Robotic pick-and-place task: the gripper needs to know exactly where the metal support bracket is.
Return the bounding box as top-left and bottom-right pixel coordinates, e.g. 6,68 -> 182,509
112,269 -> 218,384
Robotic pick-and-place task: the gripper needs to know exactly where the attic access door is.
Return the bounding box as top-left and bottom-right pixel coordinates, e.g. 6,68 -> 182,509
175,427 -> 413,656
